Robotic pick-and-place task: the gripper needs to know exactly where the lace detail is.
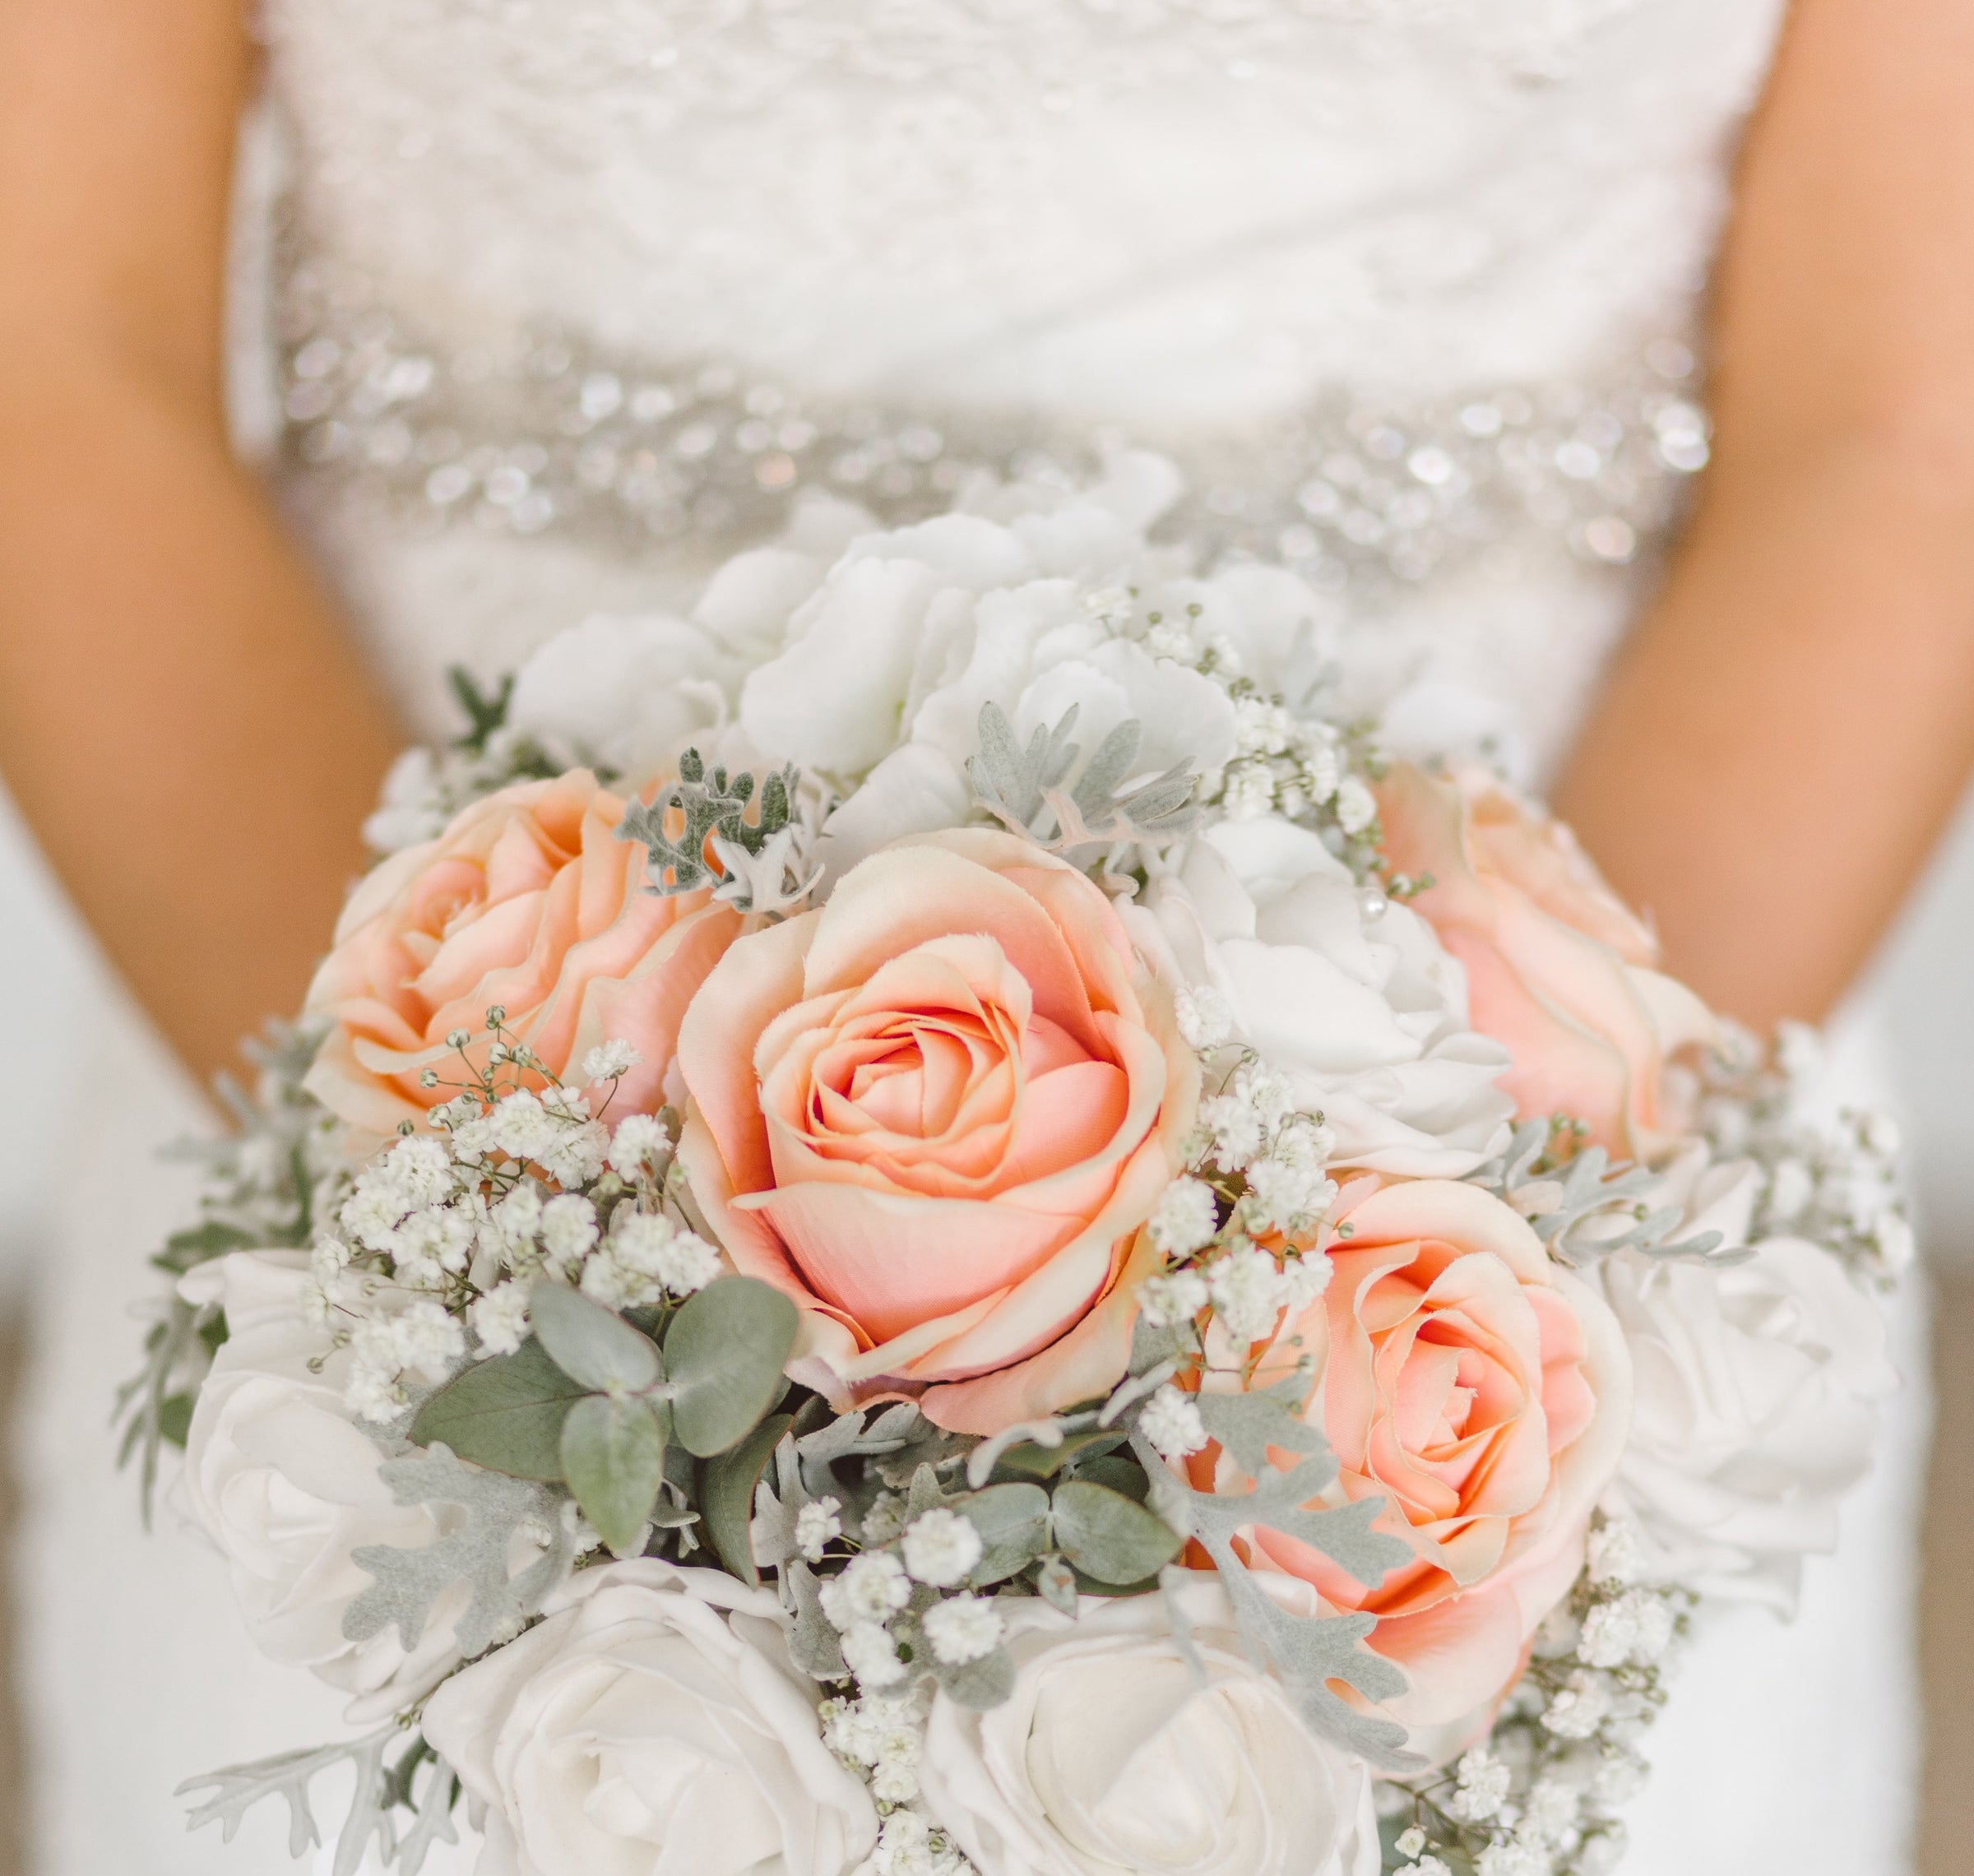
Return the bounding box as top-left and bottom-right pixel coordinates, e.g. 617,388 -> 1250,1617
276,246 -> 1710,597
261,0 -> 1787,421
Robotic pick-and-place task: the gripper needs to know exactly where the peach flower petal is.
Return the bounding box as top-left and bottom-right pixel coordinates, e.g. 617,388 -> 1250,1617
306,771 -> 739,1141
676,831 -> 1196,1434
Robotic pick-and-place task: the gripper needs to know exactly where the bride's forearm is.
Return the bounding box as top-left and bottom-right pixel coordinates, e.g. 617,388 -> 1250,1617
0,0 -> 404,1089
1554,428 -> 1974,1030
0,350 -> 404,1088
1554,0 -> 1974,1029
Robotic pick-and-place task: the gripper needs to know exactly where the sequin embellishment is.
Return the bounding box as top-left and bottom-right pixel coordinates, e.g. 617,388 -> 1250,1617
276,254 -> 1710,594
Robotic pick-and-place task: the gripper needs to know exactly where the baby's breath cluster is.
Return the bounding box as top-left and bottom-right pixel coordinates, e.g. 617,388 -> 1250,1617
1085,581 -> 1389,876
305,1011 -> 720,1422
1384,1516 -> 1687,1876
1697,1021 -> 1912,1283
1138,1018 -> 1339,1375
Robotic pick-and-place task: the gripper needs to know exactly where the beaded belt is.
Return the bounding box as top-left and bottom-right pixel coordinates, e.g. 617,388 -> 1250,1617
274,252 -> 1711,596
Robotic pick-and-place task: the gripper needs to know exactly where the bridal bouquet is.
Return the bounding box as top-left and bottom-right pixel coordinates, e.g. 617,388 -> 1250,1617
126,457 -> 1907,1876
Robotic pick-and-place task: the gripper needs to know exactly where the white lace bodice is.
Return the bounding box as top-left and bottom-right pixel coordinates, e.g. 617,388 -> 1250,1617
248,0 -> 1788,771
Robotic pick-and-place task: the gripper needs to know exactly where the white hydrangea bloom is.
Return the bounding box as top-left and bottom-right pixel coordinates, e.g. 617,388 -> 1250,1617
1138,1385 -> 1209,1460
901,1509 -> 985,1589
923,1594 -> 1005,1666
1148,1177 -> 1221,1258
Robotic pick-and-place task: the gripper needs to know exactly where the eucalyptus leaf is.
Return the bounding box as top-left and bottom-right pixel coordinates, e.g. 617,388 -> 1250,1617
992,1427 -> 1124,1480
957,1481 -> 1051,1586
1036,1555 -> 1079,1614
410,1339 -> 591,1482
1067,1454 -> 1149,1502
702,1413 -> 794,1585
530,1283 -> 663,1395
561,1395 -> 669,1559
1050,1479 -> 1184,1586
929,1643 -> 1018,1710
665,1277 -> 799,1457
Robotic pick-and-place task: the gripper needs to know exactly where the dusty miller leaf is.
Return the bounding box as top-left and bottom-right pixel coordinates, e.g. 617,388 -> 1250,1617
180,1724 -> 401,1876
782,1558 -> 846,1679
396,1753 -> 463,1876
1130,1429 -> 1420,1770
1469,1122 -> 1739,1267
966,701 -> 1081,834
968,702 -> 1200,855
344,1444 -> 577,1658
1192,1374 -> 1325,1478
617,750 -> 799,895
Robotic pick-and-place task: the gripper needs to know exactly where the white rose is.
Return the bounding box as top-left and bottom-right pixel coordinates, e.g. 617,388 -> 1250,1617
178,1251 -> 472,1719
1596,1233 -> 1896,1610
424,1561 -> 878,1876
918,1576 -> 1379,1876
725,470 -> 1239,864
1126,815 -> 1513,1175
506,614 -> 736,785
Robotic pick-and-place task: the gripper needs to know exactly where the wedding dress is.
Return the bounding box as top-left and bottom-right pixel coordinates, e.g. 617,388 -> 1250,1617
12,0 -> 1930,1870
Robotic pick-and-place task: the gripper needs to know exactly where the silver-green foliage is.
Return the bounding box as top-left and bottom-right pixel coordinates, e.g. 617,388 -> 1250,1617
343,1445 -> 578,1659
408,1278 -> 798,1559
1473,1119 -> 1736,1267
967,701 -> 1200,855
120,1018 -> 340,1520
617,749 -> 799,894
179,1725 -> 459,1876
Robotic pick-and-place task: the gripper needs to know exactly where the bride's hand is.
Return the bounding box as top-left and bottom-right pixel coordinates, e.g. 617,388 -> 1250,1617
0,0 -> 402,1089
1556,0 -> 1974,1031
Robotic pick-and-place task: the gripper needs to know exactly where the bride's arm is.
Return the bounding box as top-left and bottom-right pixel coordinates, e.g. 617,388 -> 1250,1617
0,0 -> 401,1086
1555,0 -> 1974,1030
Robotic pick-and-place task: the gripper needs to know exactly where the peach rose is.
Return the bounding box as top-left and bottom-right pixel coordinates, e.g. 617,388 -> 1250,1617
1377,762 -> 1717,1162
676,827 -> 1198,1434
305,771 -> 739,1137
1237,1179 -> 1629,1756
